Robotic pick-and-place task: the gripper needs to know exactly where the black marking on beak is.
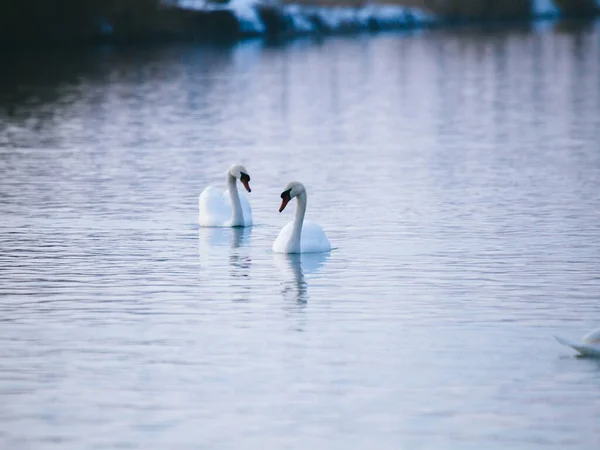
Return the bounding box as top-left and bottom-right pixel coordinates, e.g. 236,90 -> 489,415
279,189 -> 292,212
240,172 -> 251,192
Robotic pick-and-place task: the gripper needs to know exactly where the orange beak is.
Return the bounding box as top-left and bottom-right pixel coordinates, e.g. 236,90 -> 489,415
241,179 -> 251,193
279,197 -> 290,213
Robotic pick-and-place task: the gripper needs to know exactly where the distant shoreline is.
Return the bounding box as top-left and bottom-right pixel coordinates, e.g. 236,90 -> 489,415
0,0 -> 598,48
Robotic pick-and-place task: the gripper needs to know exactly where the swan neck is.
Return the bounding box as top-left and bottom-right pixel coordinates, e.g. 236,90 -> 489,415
290,192 -> 306,251
227,172 -> 244,225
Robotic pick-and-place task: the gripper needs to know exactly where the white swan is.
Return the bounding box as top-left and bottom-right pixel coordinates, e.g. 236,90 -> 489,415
555,328 -> 600,357
198,164 -> 252,227
273,181 -> 331,254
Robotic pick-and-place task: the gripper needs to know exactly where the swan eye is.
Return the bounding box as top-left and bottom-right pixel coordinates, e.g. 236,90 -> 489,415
240,172 -> 250,183
280,189 -> 291,200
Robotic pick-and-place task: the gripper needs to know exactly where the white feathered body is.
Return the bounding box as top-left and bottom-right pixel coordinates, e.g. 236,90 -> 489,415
198,187 -> 253,227
272,220 -> 330,254
555,328 -> 600,357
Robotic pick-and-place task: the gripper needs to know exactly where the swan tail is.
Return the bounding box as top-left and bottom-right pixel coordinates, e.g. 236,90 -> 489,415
554,336 -> 575,347
555,336 -> 600,357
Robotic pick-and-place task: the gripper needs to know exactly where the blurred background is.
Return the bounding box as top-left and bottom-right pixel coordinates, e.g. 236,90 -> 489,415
1,1 -> 600,449
0,0 -> 598,43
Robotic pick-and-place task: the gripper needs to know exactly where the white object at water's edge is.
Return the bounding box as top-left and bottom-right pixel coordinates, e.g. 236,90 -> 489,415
533,0 -> 560,16
555,328 -> 600,357
172,0 -> 600,39
176,0 -> 435,36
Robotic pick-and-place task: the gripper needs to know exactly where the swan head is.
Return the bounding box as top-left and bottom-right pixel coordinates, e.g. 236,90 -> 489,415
279,181 -> 305,212
228,164 -> 251,193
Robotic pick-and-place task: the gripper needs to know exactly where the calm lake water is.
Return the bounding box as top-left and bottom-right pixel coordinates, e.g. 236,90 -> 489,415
1,22 -> 600,449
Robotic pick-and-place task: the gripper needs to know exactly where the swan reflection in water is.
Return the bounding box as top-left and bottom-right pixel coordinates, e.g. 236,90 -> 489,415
198,226 -> 251,253
198,227 -> 252,281
273,252 -> 330,305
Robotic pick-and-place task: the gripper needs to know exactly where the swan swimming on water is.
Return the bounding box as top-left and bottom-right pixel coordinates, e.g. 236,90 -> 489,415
555,328 -> 600,357
198,164 -> 252,227
273,181 -> 331,254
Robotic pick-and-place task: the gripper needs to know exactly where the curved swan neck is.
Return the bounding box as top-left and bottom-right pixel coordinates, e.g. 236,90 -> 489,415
289,191 -> 307,251
227,172 -> 244,226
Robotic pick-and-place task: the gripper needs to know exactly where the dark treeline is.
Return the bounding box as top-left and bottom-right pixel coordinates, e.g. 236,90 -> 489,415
0,0 -> 168,43
0,0 -> 269,45
419,0 -> 598,19
0,0 -> 598,46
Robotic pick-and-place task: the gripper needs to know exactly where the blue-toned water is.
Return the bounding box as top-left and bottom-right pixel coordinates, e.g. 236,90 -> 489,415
1,22 -> 600,449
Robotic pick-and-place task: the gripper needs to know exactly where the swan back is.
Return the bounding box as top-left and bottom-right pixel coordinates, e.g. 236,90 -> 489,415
583,328 -> 600,344
199,187 -> 231,227
273,220 -> 331,253
555,336 -> 600,357
298,221 -> 331,253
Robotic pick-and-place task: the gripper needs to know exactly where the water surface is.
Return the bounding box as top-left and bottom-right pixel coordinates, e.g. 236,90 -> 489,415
1,23 -> 600,449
